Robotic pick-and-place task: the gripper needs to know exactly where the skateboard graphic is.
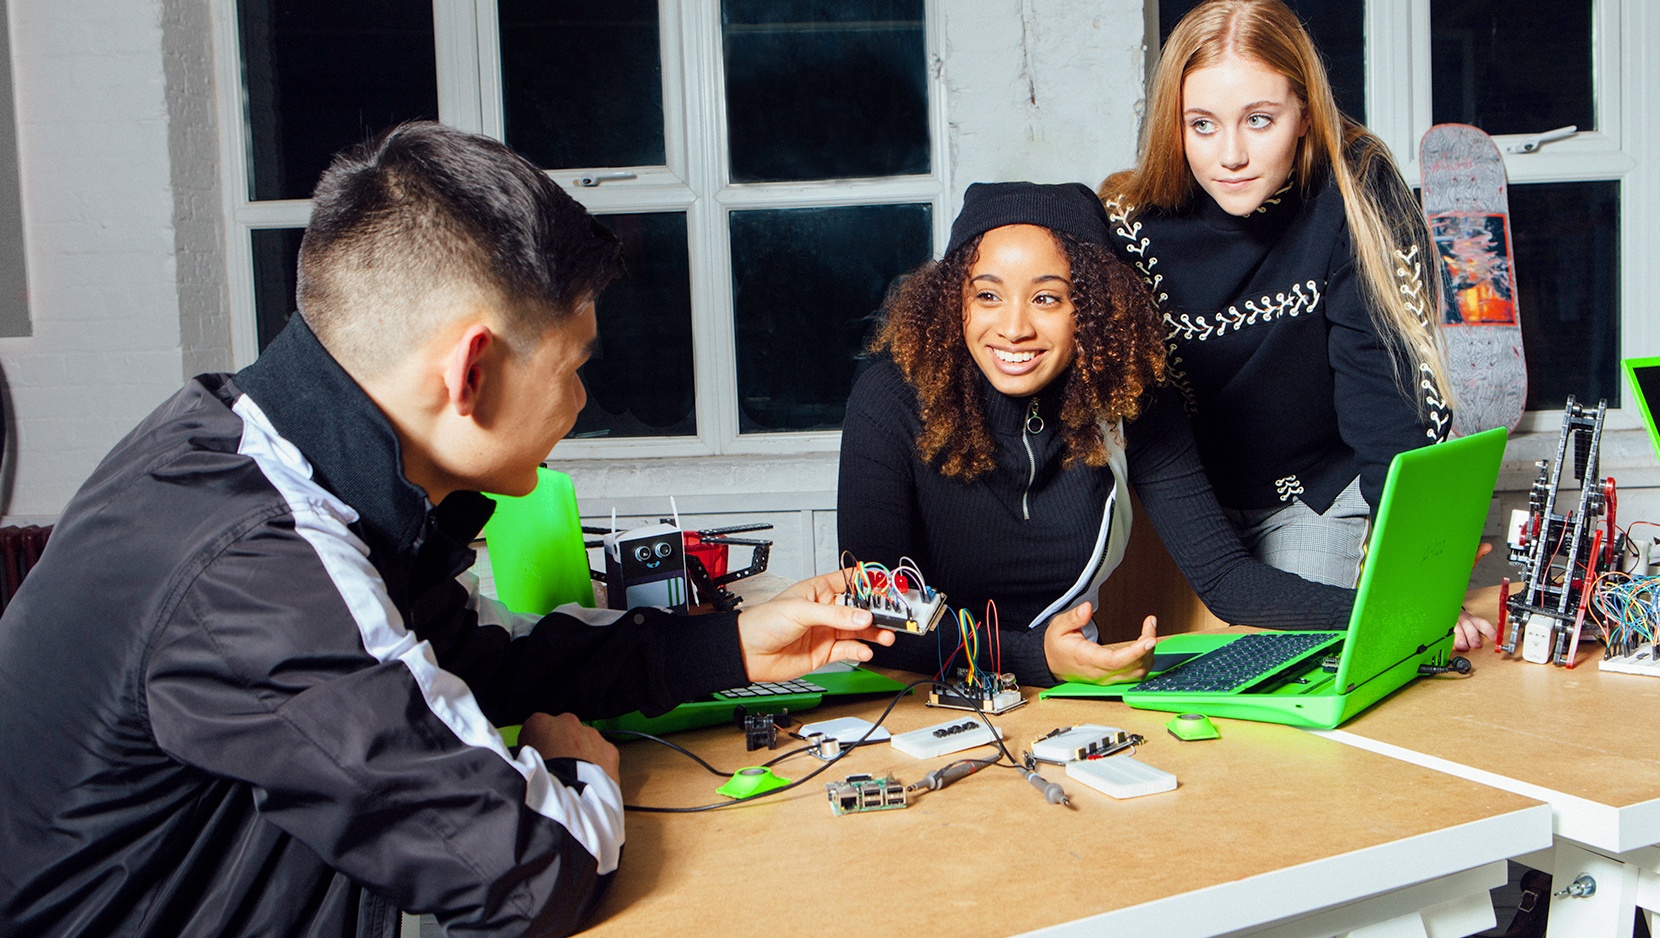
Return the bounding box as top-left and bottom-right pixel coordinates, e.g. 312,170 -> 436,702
1419,123 -> 1527,436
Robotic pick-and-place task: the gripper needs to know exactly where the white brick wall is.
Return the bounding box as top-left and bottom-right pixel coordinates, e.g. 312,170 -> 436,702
0,0 -> 183,524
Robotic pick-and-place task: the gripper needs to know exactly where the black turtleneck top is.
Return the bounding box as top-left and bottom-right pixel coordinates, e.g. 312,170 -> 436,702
838,359 -> 1354,686
1104,166 -> 1448,514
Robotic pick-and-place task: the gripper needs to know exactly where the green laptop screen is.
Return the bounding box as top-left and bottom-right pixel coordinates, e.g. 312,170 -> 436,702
1627,360 -> 1660,466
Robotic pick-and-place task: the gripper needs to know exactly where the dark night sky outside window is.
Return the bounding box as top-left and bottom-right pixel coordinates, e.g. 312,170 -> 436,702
571,213 -> 697,439
250,228 -> 304,352
238,0 -> 438,202
1430,0 -> 1593,136
498,0 -> 666,170
731,204 -> 932,433
723,0 -> 929,182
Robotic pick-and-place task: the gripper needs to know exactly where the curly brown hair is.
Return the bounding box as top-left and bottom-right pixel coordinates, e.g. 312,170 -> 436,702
872,229 -> 1166,481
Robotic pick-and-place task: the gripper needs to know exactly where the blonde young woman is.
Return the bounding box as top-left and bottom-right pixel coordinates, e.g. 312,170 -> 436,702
1098,0 -> 1492,649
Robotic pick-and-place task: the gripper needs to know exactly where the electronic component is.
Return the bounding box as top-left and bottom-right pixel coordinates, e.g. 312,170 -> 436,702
890,717 -> 1004,760
1030,725 -> 1137,764
740,710 -> 790,751
802,733 -> 842,761
1065,755 -> 1178,799
825,774 -> 908,815
1600,643 -> 1660,678
1165,713 -> 1220,741
927,671 -> 1024,714
1020,764 -> 1070,806
1501,397 -> 1623,667
838,557 -> 946,635
837,586 -> 946,635
716,766 -> 790,800
907,755 -> 1000,793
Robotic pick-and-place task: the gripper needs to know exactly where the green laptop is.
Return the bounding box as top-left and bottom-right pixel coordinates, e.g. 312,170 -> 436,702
1623,356 -> 1660,467
1042,426 -> 1507,730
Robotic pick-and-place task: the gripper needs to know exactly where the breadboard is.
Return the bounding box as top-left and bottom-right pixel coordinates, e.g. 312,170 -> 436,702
1065,755 -> 1177,799
1599,643 -> 1660,678
1031,725 -> 1132,764
890,718 -> 1003,759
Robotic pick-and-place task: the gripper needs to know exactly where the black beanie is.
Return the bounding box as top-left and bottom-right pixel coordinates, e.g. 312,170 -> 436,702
945,181 -> 1113,257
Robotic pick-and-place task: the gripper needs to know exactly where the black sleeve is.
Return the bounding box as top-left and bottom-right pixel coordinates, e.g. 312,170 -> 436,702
1127,389 -> 1356,629
836,363 -> 1054,682
409,581 -> 752,727
1325,246 -> 1438,510
147,515 -> 628,938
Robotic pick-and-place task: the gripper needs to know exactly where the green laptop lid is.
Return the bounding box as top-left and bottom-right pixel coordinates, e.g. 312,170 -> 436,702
1334,426 -> 1507,693
1623,357 -> 1660,468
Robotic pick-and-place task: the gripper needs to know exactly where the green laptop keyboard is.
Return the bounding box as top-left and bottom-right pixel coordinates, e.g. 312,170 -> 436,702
1131,632 -> 1338,694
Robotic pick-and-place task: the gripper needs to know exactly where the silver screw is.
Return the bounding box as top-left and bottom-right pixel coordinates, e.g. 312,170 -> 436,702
1553,874 -> 1597,899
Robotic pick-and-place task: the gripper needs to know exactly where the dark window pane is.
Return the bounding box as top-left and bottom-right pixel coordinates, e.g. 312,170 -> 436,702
731,204 -> 931,432
251,227 -> 304,352
1159,1 -> 1364,123
723,0 -> 928,182
499,1 -> 665,170
1510,181 -> 1619,410
570,213 -> 696,439
1430,0 -> 1593,135
238,0 -> 438,201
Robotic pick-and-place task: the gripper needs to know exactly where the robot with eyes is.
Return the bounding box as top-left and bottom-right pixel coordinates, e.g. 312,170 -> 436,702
602,522 -> 689,613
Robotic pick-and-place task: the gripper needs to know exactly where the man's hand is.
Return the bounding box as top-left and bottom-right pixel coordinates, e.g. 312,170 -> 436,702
1044,603 -> 1158,685
737,570 -> 895,682
518,712 -> 620,784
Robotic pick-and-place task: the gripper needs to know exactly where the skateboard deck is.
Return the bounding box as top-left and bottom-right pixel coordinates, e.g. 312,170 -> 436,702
1420,123 -> 1526,435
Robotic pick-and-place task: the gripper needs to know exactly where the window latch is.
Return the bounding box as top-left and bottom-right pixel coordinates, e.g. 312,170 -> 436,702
576,171 -> 638,187
1506,125 -> 1577,154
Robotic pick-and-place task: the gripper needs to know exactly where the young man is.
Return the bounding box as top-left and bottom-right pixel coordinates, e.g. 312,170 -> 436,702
0,123 -> 889,937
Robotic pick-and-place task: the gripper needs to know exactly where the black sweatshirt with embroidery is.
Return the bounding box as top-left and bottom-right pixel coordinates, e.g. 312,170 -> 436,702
1103,167 -> 1447,514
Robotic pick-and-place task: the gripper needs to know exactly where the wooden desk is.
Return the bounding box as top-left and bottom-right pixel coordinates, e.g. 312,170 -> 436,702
581,692 -> 1549,937
1312,649 -> 1660,935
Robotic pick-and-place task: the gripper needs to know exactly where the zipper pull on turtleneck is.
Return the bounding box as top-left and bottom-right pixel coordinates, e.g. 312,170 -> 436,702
1021,397 -> 1043,521
1025,397 -> 1045,435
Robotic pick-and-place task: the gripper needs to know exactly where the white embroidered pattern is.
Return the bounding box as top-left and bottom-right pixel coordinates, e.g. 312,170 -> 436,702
1163,280 -> 1323,343
1105,195 -> 1193,407
1274,475 -> 1305,502
1252,178 -> 1293,214
1393,245 -> 1451,442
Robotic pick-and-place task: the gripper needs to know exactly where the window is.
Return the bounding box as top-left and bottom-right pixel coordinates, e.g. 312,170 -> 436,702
1155,0 -> 1646,426
218,0 -> 947,458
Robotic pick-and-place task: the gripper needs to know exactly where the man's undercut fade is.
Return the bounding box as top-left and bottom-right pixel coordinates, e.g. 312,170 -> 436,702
297,121 -> 622,374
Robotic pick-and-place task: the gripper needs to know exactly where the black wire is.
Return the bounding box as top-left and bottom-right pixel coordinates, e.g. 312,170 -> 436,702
624,677 -> 1011,813
598,729 -> 734,778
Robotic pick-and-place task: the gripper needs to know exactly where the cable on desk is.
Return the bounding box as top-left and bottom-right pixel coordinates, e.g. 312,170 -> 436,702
597,729 -> 733,778
620,677 -> 1026,813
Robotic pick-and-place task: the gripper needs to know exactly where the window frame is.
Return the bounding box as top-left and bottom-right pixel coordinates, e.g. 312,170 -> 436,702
214,0 -> 951,460
1363,0 -> 1653,433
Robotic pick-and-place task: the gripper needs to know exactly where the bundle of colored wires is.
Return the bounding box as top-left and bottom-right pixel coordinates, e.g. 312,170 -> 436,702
838,553 -> 935,609
936,601 -> 1002,686
1588,571 -> 1660,656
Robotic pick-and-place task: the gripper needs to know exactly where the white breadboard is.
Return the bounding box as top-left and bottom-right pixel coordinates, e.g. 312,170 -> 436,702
1031,725 -> 1130,765
1599,644 -> 1660,678
1065,755 -> 1178,799
890,717 -> 1003,759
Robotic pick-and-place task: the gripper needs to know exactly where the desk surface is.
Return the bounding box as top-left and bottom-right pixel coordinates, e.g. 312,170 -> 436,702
582,690 -> 1547,936
1318,648 -> 1660,854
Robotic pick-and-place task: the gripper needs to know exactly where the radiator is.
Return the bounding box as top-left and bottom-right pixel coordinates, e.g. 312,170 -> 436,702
0,524 -> 52,613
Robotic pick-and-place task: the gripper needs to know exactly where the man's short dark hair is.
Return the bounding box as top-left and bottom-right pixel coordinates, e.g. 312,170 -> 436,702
297,121 -> 622,373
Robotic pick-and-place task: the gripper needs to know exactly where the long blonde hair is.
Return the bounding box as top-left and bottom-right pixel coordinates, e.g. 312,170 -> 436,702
1102,0 -> 1451,412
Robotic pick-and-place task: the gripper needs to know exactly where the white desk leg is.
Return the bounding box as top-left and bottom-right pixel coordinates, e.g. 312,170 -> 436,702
1545,840 -> 1640,937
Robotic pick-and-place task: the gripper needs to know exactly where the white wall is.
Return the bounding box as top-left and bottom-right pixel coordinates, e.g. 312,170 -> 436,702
0,0 -> 187,524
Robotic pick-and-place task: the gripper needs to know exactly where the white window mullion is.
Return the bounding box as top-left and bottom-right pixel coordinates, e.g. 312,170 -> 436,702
435,0 -> 485,134
683,0 -> 740,455
1619,0 -> 1656,365
1365,0 -> 1420,180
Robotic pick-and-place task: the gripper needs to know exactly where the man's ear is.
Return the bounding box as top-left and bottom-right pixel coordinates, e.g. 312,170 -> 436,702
441,324 -> 495,418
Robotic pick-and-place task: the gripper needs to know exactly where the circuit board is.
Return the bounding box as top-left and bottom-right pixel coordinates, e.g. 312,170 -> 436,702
825,774 -> 908,815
